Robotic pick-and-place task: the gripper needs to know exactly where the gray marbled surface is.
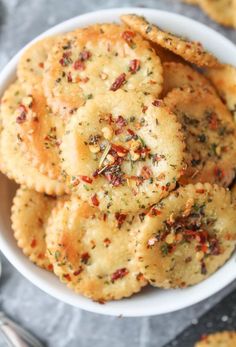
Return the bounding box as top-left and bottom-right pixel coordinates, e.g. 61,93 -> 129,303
0,1 -> 235,346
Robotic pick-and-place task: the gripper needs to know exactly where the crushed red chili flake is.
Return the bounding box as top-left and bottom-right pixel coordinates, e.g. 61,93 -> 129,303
127,128 -> 135,136
152,100 -> 163,107
111,268 -> 129,282
115,213 -> 127,228
38,62 -> 44,68
80,50 -> 91,61
74,60 -> 85,70
73,266 -> 83,276
67,72 -> 72,82
91,194 -> 99,207
149,207 -> 162,216
136,272 -> 145,281
81,252 -> 90,264
63,274 -> 71,281
116,115 -> 127,128
30,239 -> 37,248
196,189 -> 205,194
103,238 -> 111,247
209,113 -> 218,130
103,213 -> 107,221
110,73 -> 126,91
48,264 -> 53,271
122,30 -> 135,43
129,59 -> 141,73
111,143 -> 128,154
79,175 -> 93,184
59,51 -> 72,66
142,105 -> 148,113
16,105 -> 27,124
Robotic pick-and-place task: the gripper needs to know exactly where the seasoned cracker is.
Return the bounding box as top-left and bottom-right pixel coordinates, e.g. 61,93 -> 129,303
61,90 -> 185,213
11,187 -> 57,270
0,81 -> 25,127
120,14 -> 220,67
14,90 -> 65,179
43,24 -> 163,117
200,0 -> 236,28
46,196 -> 147,301
136,183 -> 236,288
205,64 -> 236,120
195,331 -> 236,346
164,87 -> 236,187
162,62 -> 215,97
0,128 -> 67,195
18,37 -> 56,92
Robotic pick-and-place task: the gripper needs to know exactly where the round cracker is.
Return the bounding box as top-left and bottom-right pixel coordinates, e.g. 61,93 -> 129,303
205,64 -> 236,121
195,331 -> 236,347
18,36 -> 57,92
13,90 -> 65,179
164,87 -> 236,187
43,24 -> 163,117
11,187 -> 57,270
46,196 -> 147,301
61,90 -> 185,213
136,183 -> 236,288
0,128 -> 67,196
120,14 -> 220,68
0,81 -> 25,127
162,62 -> 215,97
199,0 -> 236,28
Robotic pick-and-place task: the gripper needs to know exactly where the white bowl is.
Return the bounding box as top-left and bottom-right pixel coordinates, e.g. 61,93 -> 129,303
0,7 -> 236,317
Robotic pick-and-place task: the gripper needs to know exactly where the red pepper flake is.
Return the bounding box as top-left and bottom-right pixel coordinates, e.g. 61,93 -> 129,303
127,128 -> 135,136
111,268 -> 129,282
116,115 -> 127,128
79,175 -> 93,184
73,266 -> 83,276
74,59 -> 85,70
103,213 -> 107,221
196,189 -> 205,194
16,105 -> 27,124
59,51 -> 72,66
136,272 -> 145,281
103,238 -> 111,247
37,253 -> 44,259
122,30 -> 135,43
142,105 -> 148,113
110,73 -> 126,91
152,100 -> 163,107
91,194 -> 99,207
67,72 -> 72,82
63,274 -> 71,281
81,252 -> 90,264
111,143 -> 128,154
115,213 -> 127,228
38,62 -> 44,68
141,166 -> 152,179
148,207 -> 162,217
80,50 -> 91,61
30,239 -> 37,248
209,113 -> 218,130
129,59 -> 140,73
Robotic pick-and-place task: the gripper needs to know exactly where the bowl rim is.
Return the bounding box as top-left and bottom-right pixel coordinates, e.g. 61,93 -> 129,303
0,7 -> 236,317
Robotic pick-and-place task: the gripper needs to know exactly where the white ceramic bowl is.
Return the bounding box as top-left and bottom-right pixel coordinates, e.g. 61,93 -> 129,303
0,7 -> 236,317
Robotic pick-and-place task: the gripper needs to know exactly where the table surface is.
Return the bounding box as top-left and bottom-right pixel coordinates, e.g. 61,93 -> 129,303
0,1 -> 235,346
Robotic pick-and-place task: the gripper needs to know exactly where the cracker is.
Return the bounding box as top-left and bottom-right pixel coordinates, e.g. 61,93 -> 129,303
164,87 -> 236,187
0,128 -> 67,196
0,81 -> 25,127
14,90 -> 65,179
11,187 -> 57,270
195,331 -> 236,347
120,14 -> 220,68
46,196 -> 147,301
162,62 -> 215,97
61,90 -> 185,213
205,64 -> 236,121
136,183 -> 236,288
43,24 -> 163,117
199,0 -> 236,28
18,37 -> 56,92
